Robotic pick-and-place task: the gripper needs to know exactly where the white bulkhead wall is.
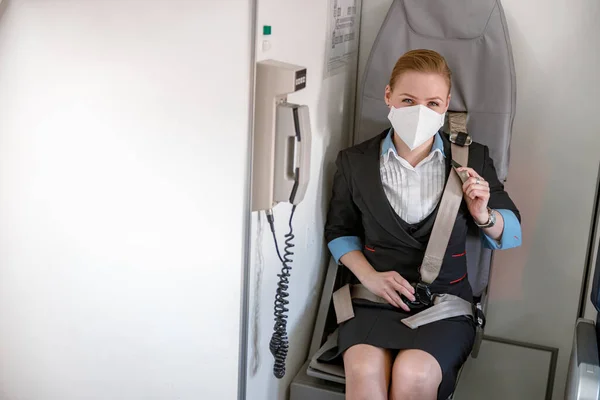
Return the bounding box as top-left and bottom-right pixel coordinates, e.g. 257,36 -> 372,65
0,1 -> 253,399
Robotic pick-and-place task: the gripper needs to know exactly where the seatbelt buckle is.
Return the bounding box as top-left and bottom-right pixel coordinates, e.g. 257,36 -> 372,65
415,282 -> 433,306
472,302 -> 486,328
449,132 -> 472,147
402,282 -> 433,310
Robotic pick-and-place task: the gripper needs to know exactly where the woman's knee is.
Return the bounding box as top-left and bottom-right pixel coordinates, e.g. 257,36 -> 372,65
343,344 -> 391,382
392,350 -> 442,391
345,356 -> 384,382
344,345 -> 392,400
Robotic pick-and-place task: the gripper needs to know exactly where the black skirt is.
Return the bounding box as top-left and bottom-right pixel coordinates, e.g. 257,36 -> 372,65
319,280 -> 476,400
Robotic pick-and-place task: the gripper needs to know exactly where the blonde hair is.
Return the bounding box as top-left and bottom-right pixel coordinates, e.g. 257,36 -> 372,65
388,49 -> 452,92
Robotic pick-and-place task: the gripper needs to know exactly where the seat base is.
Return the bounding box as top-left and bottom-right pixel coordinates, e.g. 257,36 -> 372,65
290,360 -> 345,400
565,318 -> 600,400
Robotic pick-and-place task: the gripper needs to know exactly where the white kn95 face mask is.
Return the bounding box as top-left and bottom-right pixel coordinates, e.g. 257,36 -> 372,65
387,105 -> 445,150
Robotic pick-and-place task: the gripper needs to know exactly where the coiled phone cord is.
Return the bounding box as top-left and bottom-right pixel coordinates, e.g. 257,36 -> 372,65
266,205 -> 297,379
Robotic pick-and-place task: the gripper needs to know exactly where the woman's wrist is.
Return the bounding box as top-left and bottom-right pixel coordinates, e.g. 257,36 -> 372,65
473,209 -> 490,225
340,250 -> 376,283
356,264 -> 376,283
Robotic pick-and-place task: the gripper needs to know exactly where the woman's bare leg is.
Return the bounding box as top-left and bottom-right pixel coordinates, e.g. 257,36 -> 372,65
343,344 -> 393,400
389,349 -> 442,400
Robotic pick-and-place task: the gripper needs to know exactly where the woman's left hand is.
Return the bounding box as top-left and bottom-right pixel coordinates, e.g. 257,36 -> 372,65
456,167 -> 490,225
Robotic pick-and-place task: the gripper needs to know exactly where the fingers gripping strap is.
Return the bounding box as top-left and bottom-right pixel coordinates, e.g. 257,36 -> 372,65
420,142 -> 469,284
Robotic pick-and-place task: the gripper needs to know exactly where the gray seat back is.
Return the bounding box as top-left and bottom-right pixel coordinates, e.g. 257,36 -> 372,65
355,0 -> 516,295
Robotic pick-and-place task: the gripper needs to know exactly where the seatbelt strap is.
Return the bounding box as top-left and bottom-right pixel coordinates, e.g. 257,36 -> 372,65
421,112 -> 469,284
332,284 -> 354,323
332,112 -> 476,328
400,294 -> 473,328
334,283 -> 475,328
402,112 -> 472,328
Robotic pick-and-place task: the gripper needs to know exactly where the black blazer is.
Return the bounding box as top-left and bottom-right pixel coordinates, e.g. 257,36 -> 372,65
325,130 -> 521,294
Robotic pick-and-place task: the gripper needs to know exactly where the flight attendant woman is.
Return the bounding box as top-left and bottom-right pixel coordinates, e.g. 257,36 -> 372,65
324,49 -> 522,400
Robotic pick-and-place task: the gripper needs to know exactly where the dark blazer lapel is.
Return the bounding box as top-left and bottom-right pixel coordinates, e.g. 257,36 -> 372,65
346,133 -> 424,248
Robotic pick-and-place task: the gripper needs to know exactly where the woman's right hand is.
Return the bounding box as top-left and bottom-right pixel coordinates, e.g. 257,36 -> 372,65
361,270 -> 416,312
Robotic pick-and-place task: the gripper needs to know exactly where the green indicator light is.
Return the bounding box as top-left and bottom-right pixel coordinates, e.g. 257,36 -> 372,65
263,25 -> 272,35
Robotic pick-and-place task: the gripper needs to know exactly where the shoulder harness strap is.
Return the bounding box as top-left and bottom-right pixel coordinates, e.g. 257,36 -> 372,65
420,112 -> 470,284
